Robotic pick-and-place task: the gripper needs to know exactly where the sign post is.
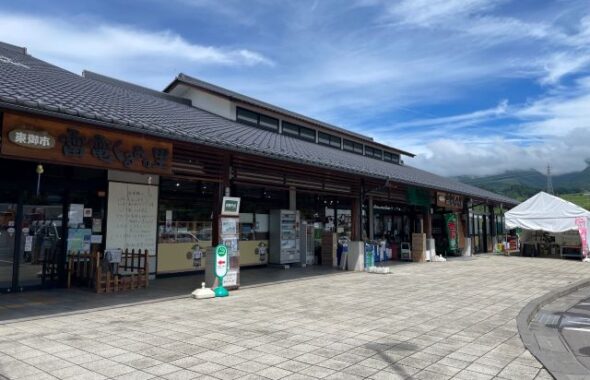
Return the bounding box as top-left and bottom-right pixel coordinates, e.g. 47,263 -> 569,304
214,244 -> 229,297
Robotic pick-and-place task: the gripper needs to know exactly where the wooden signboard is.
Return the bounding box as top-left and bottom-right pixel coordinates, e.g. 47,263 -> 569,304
1,112 -> 172,175
436,192 -> 464,210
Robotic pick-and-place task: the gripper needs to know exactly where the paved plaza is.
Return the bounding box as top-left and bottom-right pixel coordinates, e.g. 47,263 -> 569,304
0,255 -> 589,380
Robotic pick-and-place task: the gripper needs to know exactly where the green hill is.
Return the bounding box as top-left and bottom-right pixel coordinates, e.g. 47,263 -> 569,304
456,166 -> 590,207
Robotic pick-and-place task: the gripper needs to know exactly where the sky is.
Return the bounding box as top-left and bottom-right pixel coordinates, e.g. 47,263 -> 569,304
0,0 -> 589,177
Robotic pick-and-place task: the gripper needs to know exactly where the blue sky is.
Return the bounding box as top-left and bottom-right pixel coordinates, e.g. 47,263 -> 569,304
1,0 -> 589,176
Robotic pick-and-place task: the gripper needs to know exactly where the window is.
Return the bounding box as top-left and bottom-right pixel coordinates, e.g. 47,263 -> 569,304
365,146 -> 382,159
236,107 -> 258,126
343,139 -> 363,155
236,107 -> 279,131
259,114 -> 279,130
282,121 -> 316,141
318,132 -> 342,148
383,151 -> 400,164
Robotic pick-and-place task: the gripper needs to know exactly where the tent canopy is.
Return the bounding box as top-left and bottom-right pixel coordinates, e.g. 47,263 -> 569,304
505,191 -> 590,233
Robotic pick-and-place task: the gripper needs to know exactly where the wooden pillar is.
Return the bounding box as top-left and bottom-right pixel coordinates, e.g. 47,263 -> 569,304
424,208 -> 432,239
289,186 -> 296,211
213,154 -> 231,247
368,195 -> 374,240
351,197 -> 361,241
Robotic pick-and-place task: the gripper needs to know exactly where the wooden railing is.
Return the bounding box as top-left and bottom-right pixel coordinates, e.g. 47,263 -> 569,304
67,249 -> 149,293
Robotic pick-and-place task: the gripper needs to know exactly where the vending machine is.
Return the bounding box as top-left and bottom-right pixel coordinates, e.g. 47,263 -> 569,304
299,221 -> 315,266
269,209 -> 300,265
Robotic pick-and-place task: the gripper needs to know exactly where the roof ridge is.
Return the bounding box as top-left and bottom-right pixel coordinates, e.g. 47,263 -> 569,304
82,70 -> 192,106
0,41 -> 27,55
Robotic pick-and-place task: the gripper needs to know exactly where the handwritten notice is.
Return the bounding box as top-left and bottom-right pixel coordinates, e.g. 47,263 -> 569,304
106,182 -> 158,275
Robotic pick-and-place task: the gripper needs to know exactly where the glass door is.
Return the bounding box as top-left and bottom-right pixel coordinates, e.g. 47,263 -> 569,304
17,194 -> 65,289
0,194 -> 18,292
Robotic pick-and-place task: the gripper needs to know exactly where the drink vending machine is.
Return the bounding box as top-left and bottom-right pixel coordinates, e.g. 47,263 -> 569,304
269,209 -> 300,265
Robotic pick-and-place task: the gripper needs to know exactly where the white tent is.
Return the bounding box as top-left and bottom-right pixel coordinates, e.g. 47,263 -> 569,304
505,191 -> 590,251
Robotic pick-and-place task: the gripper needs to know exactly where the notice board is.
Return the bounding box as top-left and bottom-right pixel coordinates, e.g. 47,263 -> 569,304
106,182 -> 158,275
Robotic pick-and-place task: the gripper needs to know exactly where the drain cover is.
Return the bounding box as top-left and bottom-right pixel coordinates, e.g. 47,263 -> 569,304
578,346 -> 590,356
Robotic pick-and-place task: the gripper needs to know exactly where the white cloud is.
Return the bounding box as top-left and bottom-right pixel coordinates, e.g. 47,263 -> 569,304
399,77 -> 590,177
0,13 -> 272,87
385,0 -> 503,28
410,127 -> 590,177
539,52 -> 590,85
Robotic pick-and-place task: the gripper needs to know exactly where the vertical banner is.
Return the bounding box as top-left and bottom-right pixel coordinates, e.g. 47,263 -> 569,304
575,217 -> 589,258
444,213 -> 459,253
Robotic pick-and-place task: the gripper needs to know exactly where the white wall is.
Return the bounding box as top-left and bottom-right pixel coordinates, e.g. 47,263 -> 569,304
170,84 -> 236,120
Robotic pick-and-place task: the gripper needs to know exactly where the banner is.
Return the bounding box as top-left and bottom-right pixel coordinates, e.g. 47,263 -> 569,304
444,213 -> 459,253
575,217 -> 588,258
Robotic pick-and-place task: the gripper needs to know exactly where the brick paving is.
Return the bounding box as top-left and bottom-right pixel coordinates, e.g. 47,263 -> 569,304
0,255 -> 588,380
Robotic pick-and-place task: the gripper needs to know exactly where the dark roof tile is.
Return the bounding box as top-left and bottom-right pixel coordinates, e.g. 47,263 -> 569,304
0,44 -> 517,205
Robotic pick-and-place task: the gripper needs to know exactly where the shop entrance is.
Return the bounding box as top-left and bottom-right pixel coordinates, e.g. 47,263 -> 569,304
0,158 -> 107,293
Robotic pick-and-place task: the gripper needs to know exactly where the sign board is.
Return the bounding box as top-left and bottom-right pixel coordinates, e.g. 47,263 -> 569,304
1,112 -> 172,175
437,192 -> 464,210
106,182 -> 158,276
444,213 -> 459,252
224,270 -> 238,286
8,129 -> 55,149
575,217 -> 589,258
214,244 -> 229,278
221,197 -> 241,216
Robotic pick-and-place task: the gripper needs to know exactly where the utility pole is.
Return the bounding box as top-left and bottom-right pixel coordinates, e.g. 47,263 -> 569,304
546,164 -> 554,195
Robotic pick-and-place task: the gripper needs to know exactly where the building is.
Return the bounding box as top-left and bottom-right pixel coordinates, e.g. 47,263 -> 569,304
0,41 -> 516,292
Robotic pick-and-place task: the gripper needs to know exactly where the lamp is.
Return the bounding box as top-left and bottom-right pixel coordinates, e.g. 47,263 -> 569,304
35,164 -> 44,196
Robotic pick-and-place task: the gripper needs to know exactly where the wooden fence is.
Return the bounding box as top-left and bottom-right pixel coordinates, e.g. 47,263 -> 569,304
67,249 -> 149,293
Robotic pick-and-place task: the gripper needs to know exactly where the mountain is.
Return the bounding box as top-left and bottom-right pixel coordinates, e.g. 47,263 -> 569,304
456,166 -> 590,201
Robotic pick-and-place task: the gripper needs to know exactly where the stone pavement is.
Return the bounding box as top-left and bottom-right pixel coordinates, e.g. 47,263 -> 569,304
0,255 -> 588,380
0,266 -> 343,323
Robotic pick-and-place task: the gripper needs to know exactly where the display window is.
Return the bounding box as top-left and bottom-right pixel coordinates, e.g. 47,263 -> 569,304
157,179 -> 215,274
234,185 -> 287,266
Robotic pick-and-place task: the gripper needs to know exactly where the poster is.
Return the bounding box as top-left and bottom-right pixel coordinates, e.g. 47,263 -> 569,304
224,270 -> 238,286
575,217 -> 588,258
69,204 -> 84,225
68,228 -> 92,252
221,218 -> 237,234
24,235 -> 33,252
92,218 -> 102,233
444,213 -> 459,253
165,210 -> 173,231
91,235 -> 103,244
223,237 -> 239,253
83,208 -> 92,218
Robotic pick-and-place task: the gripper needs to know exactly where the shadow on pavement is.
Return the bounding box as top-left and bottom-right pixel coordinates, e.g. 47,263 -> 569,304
0,265 -> 346,324
364,340 -> 418,378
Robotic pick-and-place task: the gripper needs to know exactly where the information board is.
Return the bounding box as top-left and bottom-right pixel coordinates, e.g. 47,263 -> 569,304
106,182 -> 158,275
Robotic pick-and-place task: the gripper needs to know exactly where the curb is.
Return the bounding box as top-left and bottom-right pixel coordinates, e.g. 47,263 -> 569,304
517,277 -> 590,380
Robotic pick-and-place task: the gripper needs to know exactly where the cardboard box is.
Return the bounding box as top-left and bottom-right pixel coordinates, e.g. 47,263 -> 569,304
412,233 -> 426,262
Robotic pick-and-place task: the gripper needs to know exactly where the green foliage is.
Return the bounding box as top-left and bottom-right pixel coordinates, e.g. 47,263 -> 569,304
560,193 -> 590,211
457,166 -> 590,202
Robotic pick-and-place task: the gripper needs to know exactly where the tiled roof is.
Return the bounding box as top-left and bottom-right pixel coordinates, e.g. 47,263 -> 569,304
0,42 -> 517,205
166,73 -> 416,157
